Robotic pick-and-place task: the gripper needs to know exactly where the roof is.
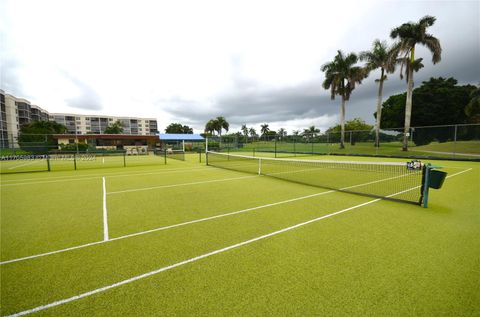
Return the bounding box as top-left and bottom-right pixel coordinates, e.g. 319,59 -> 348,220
158,133 -> 204,141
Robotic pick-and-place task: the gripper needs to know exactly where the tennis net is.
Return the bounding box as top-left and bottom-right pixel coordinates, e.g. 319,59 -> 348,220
206,151 -> 425,205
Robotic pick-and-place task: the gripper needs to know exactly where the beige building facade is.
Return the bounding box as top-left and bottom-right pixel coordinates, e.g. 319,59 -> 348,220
0,90 -> 158,148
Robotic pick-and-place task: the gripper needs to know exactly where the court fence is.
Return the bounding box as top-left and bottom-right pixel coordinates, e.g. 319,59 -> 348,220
210,123 -> 480,161
1,123 -> 479,173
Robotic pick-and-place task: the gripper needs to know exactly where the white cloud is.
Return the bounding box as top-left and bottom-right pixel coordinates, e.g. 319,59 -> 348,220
1,0 -> 478,133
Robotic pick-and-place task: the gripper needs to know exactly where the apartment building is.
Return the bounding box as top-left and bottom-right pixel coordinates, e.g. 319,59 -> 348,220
0,90 -> 158,148
50,113 -> 158,135
1,90 -> 50,148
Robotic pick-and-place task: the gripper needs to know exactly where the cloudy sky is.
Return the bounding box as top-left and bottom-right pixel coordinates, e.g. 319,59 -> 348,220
1,0 -> 479,134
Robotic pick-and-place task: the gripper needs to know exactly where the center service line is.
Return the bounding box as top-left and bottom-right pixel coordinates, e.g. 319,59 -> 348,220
5,198 -> 381,317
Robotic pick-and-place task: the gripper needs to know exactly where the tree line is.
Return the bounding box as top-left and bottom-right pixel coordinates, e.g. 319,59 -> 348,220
164,15 -> 479,149
321,15 -> 442,151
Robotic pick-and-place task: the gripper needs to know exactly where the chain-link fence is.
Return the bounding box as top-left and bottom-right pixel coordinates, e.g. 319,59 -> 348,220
209,123 -> 480,161
2,124 -> 479,173
0,134 -> 170,174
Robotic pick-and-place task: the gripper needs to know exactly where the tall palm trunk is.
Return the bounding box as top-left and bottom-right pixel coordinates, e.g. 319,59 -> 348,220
375,68 -> 385,147
340,96 -> 346,149
402,47 -> 415,151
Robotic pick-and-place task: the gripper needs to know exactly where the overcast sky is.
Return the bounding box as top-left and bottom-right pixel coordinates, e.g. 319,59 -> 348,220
1,0 -> 479,134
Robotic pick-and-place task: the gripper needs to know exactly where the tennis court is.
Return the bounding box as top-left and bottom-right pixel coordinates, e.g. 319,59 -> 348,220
1,153 -> 479,316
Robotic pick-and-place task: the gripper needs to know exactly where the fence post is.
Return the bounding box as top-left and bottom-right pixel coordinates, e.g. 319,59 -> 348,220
326,132 -> 329,154
453,124 -> 458,159
293,137 -> 296,157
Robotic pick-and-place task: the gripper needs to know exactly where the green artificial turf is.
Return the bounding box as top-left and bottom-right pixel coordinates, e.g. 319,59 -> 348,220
1,154 -> 479,316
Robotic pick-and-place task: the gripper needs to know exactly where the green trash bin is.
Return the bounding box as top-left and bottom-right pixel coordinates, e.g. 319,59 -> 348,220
429,169 -> 447,189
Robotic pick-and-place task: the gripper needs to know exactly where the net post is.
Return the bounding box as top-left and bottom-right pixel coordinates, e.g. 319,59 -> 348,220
47,154 -> 51,171
164,149 -> 167,164
206,151 -> 209,165
258,158 -> 262,175
422,163 -> 431,208
275,139 -> 277,158
123,151 -> 126,167
74,152 -> 77,170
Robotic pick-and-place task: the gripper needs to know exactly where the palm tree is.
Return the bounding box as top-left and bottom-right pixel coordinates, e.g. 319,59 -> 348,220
260,123 -> 270,140
303,126 -> 320,141
249,127 -> 257,140
390,15 -> 442,151
359,40 -> 396,147
241,124 -> 249,142
215,116 -> 229,137
321,51 -> 366,149
277,128 -> 287,140
204,119 -> 216,135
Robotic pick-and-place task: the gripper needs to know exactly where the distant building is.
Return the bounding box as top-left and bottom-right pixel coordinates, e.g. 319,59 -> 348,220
0,90 -> 158,148
1,90 -> 50,148
50,113 -> 158,135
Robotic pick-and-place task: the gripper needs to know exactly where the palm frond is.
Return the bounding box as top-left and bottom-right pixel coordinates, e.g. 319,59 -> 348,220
423,34 -> 442,64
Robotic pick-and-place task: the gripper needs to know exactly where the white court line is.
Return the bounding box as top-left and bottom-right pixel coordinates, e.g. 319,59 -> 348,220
0,167 -> 217,187
1,191 -> 408,317
1,168 -> 471,266
0,191 -> 332,265
6,160 -> 43,170
4,168 -> 473,316
103,177 -> 109,241
0,166 -> 207,183
107,175 -> 258,195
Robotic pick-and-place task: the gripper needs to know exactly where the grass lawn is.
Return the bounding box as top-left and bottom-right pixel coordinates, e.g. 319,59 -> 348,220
1,153 -> 479,316
412,141 -> 480,155
241,140 -> 480,159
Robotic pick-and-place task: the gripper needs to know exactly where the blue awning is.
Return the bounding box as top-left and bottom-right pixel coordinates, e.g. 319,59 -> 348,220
158,133 -> 204,141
